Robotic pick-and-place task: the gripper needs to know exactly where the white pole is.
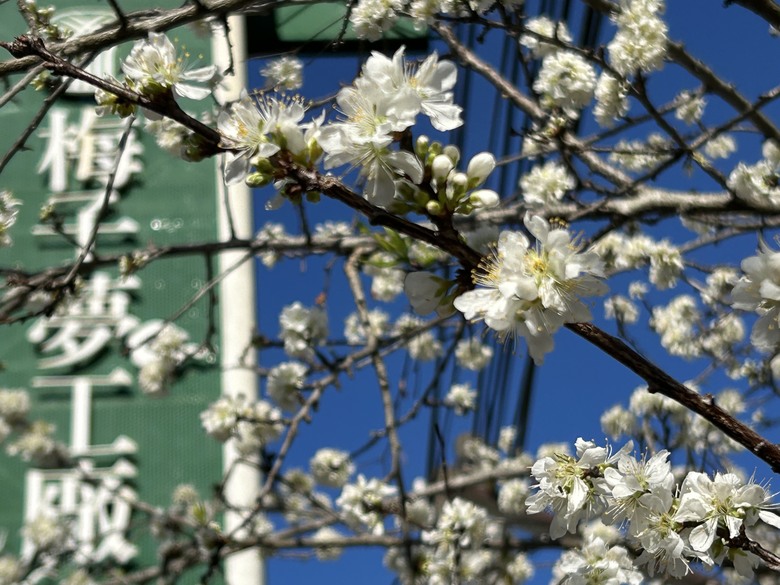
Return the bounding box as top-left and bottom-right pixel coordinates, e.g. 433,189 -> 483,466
212,16 -> 265,585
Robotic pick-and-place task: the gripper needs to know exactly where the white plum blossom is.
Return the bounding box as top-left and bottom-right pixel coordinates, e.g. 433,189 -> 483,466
650,295 -> 702,358
404,271 -> 449,315
422,497 -> 488,551
594,72 -> 629,127
279,302 -> 328,359
600,404 -> 637,439
703,133 -> 736,160
343,309 -> 390,344
260,55 -> 303,91
6,420 -> 62,465
519,160 -> 576,206
533,51 -> 596,113
551,536 -> 643,585
0,389 -> 30,423
519,16 -> 572,57
604,294 -> 639,323
266,361 -> 307,411
609,134 -> 672,171
217,95 -> 285,184
444,382 -> 477,415
453,214 -> 607,364
337,475 -> 397,535
361,46 -> 462,132
506,553 -> 535,582
675,91 -> 706,124
234,400 -> 284,455
454,338 -> 493,371
603,449 -> 675,535
200,394 -> 282,453
497,478 -> 529,514
122,32 -> 217,100
127,322 -> 198,396
731,242 -> 780,350
526,438 -> 630,538
728,161 -> 780,209
0,191 -> 21,247
607,0 -> 668,76
393,314 -> 443,361
675,472 -> 780,554
310,448 -> 355,488
22,515 -> 69,552
349,0 -> 404,41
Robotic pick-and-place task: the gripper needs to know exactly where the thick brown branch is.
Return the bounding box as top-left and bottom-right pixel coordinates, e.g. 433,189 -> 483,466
566,322 -> 780,473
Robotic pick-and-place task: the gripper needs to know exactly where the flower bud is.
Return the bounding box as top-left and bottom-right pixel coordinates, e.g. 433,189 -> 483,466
246,172 -> 273,187
431,154 -> 454,182
443,145 -> 460,165
469,189 -> 500,209
450,172 -> 468,192
426,200 -> 443,215
415,135 -> 430,159
467,152 -> 496,187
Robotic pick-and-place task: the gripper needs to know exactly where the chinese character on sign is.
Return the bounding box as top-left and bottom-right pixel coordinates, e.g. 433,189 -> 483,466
27,272 -> 141,369
38,108 -> 143,193
50,9 -> 119,96
23,370 -> 138,563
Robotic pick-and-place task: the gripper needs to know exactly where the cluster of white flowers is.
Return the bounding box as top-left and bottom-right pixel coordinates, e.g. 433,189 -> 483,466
519,160 -> 576,207
650,295 -> 701,358
454,337 -> 493,371
310,448 -> 355,488
422,496 -> 488,557
731,241 -> 780,350
364,252 -> 406,302
700,133 -> 736,161
319,47 -> 461,207
200,394 -> 283,455
519,16 -> 572,57
607,0 -> 668,76
127,322 -> 199,396
454,214 -> 607,364
343,309 -> 391,344
218,94 -> 321,190
260,55 -> 303,91
279,302 -> 328,359
0,191 -> 20,247
444,382 -> 477,415
266,361 -> 307,411
552,534 -> 643,585
527,437 -> 780,579
594,231 -> 683,289
22,514 -> 70,552
727,159 -> 780,209
674,90 -> 706,124
336,474 -> 397,535
392,314 -> 443,361
349,0 -> 404,41
533,50 -> 597,114
122,32 -> 217,100
604,294 -> 640,324
609,134 -> 672,171
254,222 -> 288,268
6,419 -> 63,465
594,72 -> 629,127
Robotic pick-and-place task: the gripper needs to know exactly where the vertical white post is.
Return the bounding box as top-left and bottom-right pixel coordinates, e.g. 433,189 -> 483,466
211,16 -> 265,585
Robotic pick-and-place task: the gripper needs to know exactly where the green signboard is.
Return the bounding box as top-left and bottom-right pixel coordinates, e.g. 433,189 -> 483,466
0,3 -> 229,579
